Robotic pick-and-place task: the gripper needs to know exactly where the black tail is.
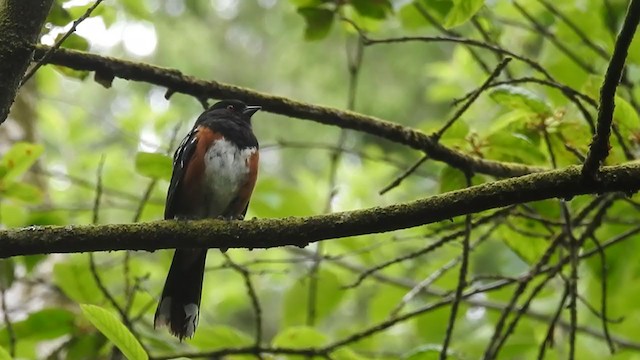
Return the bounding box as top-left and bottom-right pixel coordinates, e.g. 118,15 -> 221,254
154,249 -> 207,340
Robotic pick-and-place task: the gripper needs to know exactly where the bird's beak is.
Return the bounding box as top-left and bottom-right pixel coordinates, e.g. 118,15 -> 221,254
243,105 -> 261,117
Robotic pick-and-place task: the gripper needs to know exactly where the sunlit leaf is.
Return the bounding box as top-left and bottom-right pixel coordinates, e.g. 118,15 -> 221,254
53,261 -> 104,304
58,33 -> 90,51
489,85 -> 552,116
190,325 -> 252,350
484,132 -> 546,164
134,152 -> 172,181
444,0 -> 484,28
272,326 -> 326,359
0,203 -> 27,228
0,345 -> 10,360
1,182 -> 42,203
403,344 -> 443,360
0,142 -> 44,182
80,304 -> 148,360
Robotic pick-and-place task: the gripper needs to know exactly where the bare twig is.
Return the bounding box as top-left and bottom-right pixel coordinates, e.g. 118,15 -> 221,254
589,235 -> 616,354
561,202 -> 579,360
22,0 -> 104,85
223,253 -> 263,351
537,287 -> 568,359
439,172 -> 473,359
379,155 -> 428,195
434,58 -> 512,140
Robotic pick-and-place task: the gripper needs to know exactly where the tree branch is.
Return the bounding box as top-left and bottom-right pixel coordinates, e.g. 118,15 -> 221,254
0,0 -> 54,123
582,0 -> 640,178
32,46 -> 543,178
2,163 -> 640,258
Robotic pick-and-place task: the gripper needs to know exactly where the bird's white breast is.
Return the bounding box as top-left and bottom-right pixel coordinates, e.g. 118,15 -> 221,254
202,138 -> 256,217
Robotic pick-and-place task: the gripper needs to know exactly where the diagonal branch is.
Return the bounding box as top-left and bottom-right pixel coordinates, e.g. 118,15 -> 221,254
582,0 -> 640,178
1,162 -> 640,258
32,46 -> 543,178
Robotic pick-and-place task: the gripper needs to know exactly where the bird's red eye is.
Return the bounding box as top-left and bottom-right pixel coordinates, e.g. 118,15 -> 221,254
226,104 -> 235,111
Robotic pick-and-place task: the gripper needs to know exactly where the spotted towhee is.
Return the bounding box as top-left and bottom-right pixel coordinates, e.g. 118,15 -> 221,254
153,99 -> 260,340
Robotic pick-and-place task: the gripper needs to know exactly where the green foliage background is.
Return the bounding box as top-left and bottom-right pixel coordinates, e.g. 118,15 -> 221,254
2,0 -> 640,359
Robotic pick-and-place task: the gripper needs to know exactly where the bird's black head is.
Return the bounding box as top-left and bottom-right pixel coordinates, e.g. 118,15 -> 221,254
205,99 -> 261,123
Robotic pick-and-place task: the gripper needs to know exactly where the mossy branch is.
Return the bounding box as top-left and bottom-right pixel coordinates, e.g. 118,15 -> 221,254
33,45 -> 544,178
0,0 -> 54,123
2,162 -> 639,259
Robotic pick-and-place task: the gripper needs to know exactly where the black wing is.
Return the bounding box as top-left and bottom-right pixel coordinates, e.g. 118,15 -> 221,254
164,127 -> 199,220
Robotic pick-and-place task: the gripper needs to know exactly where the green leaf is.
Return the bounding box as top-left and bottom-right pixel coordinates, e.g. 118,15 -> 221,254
282,269 -> 345,326
486,110 -> 531,136
53,261 -> 104,303
0,345 -> 10,360
298,7 -> 334,41
489,85 -> 552,116
484,132 -> 546,164
190,325 -> 252,349
0,203 -> 27,228
134,152 -> 172,181
0,308 -> 74,344
439,166 -> 484,193
272,326 -> 326,359
66,333 -> 105,360
80,304 -> 148,360
444,0 -> 484,28
47,2 -> 72,26
0,142 -> 44,182
289,0 -> 325,6
1,182 -> 42,203
59,33 -> 90,51
439,166 -> 466,193
20,255 -> 46,274
350,0 -> 392,20
121,0 -> 150,19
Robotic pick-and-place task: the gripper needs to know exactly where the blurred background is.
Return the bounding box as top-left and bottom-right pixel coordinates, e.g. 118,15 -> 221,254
2,0 -> 640,359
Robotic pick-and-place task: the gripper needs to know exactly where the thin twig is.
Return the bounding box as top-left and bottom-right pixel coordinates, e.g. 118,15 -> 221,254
379,155 -> 428,195
513,1 -> 596,74
537,287 -> 568,359
223,253 -> 263,352
413,3 -> 493,75
345,208 -> 510,289
561,202 -> 579,360
589,235 -> 616,354
439,172 -> 473,359
22,0 -> 104,85
434,58 -> 512,140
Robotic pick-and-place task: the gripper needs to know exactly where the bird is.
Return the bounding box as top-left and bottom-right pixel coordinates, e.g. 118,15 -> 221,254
153,99 -> 260,340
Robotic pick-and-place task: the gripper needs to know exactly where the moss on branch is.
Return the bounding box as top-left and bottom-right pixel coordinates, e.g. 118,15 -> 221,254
1,162 -> 639,259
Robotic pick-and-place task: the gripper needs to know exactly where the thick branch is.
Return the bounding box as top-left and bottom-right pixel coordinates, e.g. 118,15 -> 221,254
0,0 -> 53,123
2,163 -> 640,258
582,0 -> 640,177
33,46 -> 543,178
